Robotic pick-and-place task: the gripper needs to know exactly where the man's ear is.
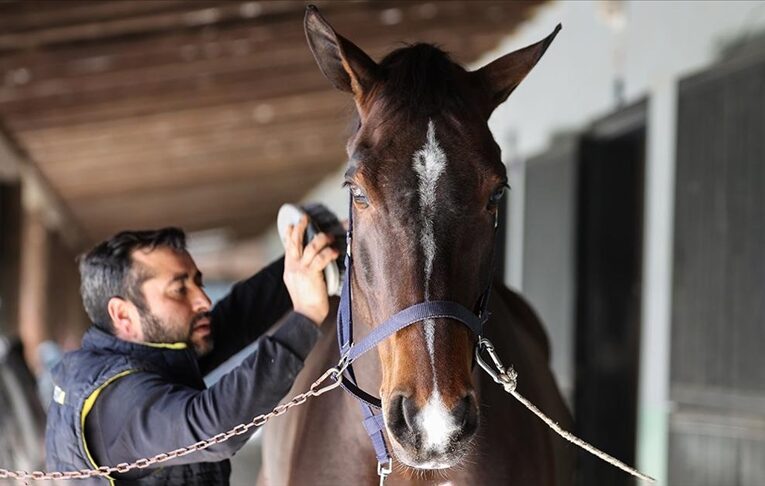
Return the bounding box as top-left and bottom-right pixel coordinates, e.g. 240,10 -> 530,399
107,297 -> 141,341
471,24 -> 562,117
304,5 -> 378,102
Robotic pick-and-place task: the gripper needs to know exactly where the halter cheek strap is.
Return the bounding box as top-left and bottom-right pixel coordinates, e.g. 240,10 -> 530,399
335,193 -> 496,468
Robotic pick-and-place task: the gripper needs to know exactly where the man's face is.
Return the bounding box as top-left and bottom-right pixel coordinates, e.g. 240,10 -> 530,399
129,247 -> 214,356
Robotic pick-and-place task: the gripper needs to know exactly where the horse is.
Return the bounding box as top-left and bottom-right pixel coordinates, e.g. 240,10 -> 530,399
261,6 -> 574,485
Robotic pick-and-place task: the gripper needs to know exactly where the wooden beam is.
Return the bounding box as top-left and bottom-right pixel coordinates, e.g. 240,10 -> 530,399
1,68 -> 334,130
0,29 -> 511,131
0,1 -> 196,33
0,1 -> 522,52
0,29 -> 496,131
71,165 -> 331,222
0,128 -> 85,248
0,1 -> 301,51
15,90 -> 348,153
17,207 -> 49,374
0,13 -> 512,101
77,167 -> 330,240
0,1 -> 525,80
0,129 -> 20,181
32,127 -> 346,196
22,105 -> 349,170
58,153 -> 345,202
0,0 -> 539,245
0,2 -> 526,107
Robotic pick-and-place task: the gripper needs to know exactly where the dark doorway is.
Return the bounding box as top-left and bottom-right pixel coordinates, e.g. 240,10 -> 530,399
574,108 -> 645,486
668,47 -> 765,486
0,182 -> 21,336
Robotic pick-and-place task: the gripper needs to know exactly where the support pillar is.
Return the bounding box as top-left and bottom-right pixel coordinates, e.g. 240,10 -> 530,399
18,205 -> 49,376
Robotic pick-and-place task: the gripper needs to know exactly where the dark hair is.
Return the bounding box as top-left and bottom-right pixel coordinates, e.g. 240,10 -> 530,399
78,228 -> 186,333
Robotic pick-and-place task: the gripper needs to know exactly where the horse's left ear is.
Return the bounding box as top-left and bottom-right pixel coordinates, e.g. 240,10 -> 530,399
304,5 -> 378,101
472,24 -> 562,116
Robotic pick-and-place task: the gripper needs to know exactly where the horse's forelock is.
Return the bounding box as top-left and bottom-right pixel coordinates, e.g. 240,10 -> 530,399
371,44 -> 472,121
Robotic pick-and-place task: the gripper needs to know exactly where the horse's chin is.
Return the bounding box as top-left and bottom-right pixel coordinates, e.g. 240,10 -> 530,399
388,436 -> 468,471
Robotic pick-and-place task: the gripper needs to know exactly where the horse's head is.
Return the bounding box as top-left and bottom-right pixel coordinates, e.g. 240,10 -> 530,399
305,6 -> 559,470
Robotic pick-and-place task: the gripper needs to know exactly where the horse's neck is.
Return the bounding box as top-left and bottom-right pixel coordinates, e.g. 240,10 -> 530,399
486,283 -> 551,361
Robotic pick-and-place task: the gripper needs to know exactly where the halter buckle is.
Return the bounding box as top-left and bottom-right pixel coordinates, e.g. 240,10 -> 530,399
332,347 -> 353,381
377,458 -> 392,484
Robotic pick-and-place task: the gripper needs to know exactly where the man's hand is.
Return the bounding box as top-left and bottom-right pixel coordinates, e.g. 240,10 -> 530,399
283,215 -> 340,325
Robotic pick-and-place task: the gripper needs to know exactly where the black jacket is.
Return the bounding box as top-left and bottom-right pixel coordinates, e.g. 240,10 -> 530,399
45,258 -> 321,485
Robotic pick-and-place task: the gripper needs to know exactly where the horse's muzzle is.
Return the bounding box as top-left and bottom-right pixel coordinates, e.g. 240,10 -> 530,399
385,391 -> 479,469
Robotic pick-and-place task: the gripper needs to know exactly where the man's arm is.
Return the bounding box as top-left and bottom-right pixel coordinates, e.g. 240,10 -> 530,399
199,257 -> 291,373
199,215 -> 338,373
85,314 -> 320,477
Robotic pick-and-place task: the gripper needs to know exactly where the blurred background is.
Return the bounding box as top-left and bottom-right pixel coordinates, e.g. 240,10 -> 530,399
0,1 -> 763,485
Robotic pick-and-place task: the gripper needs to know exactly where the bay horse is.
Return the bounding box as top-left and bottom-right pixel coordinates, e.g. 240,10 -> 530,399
261,6 -> 573,485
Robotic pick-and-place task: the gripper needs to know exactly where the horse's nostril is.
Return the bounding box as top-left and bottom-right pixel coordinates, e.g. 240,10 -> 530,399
401,395 -> 418,431
387,391 -> 479,453
387,392 -> 419,441
453,393 -> 479,433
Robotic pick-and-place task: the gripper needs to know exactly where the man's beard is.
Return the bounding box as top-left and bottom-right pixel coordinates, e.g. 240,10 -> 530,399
139,309 -> 214,357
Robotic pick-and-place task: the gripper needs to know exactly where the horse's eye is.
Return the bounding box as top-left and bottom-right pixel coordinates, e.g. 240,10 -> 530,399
488,187 -> 505,208
351,185 -> 369,208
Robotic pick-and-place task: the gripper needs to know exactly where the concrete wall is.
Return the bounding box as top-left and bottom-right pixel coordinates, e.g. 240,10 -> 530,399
483,3 -> 765,483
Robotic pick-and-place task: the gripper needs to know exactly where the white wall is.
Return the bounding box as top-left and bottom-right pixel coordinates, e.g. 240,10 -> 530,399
483,0 -> 765,159
480,2 -> 765,483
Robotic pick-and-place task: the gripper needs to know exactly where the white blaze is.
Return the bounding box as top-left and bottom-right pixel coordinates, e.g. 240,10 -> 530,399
419,390 -> 459,452
412,119 -> 446,367
412,119 -> 446,294
412,120 -> 453,450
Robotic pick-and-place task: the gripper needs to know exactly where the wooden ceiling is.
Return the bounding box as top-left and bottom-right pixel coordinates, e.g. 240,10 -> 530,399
0,0 -> 538,246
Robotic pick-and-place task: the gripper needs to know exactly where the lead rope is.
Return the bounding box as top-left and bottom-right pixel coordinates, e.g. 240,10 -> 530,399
476,337 -> 656,483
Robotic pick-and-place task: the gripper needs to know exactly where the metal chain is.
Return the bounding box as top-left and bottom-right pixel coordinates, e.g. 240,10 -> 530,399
475,337 -> 656,484
0,356 -> 349,483
2,341 -> 657,484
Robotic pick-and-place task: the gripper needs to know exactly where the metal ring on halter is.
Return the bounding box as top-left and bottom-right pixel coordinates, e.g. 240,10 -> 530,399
475,337 -> 517,392
377,458 -> 392,485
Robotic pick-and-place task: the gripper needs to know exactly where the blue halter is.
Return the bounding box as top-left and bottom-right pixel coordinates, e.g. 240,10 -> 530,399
335,194 -> 495,468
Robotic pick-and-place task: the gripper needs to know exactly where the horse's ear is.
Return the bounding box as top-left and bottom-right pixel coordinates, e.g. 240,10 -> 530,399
472,24 -> 562,116
304,5 -> 378,99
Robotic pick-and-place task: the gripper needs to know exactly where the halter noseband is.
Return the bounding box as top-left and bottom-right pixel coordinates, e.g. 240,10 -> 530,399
335,194 -> 496,469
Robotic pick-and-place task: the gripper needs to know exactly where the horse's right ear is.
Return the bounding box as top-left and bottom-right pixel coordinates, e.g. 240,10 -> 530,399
304,5 -> 378,99
471,24 -> 562,117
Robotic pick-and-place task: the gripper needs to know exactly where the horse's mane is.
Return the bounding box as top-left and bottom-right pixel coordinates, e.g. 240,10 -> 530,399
376,43 -> 470,119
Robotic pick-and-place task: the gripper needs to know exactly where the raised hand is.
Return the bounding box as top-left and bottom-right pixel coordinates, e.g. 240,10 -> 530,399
283,215 -> 339,325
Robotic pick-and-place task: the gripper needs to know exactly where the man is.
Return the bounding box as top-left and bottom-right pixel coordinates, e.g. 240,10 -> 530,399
45,216 -> 338,485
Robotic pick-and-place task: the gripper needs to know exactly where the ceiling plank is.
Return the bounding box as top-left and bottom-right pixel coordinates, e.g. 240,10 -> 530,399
0,0 -> 539,245
17,95 -> 350,163
0,1 -> 196,33
15,90 -> 349,151
77,168 -> 331,239
31,117 -> 348,176
56,154 -> 346,202
0,1 -> 527,56
0,21 -> 506,111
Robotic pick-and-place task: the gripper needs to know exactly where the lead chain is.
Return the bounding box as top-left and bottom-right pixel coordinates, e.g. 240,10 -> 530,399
0,358 -> 348,483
